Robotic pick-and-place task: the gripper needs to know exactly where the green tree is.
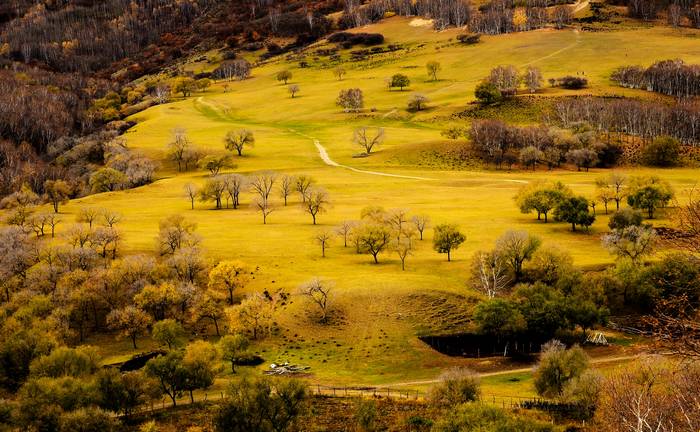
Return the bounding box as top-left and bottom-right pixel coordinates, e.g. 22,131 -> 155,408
44,180 -> 71,213
627,177 -> 674,219
473,299 -> 527,338
390,73 -> 410,90
219,334 -> 250,373
276,70 -> 293,84
198,155 -> 234,176
555,196 -> 595,231
174,77 -> 197,97
608,208 -> 644,230
224,129 -> 255,156
432,224 -> 466,262
181,341 -> 219,403
89,168 -> 127,193
533,341 -> 589,398
95,368 -> 158,417
641,136 -> 681,167
427,60 -> 441,81
429,368 -> 481,408
515,181 -> 571,223
144,351 -> 187,407
474,81 -> 503,105
494,230 -> 541,281
152,319 -> 186,350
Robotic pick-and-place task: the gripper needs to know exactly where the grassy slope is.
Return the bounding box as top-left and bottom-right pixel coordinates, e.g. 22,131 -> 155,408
65,18 -> 700,385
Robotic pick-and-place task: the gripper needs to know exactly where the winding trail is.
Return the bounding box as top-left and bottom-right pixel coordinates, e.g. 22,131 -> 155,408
289,129 -> 435,180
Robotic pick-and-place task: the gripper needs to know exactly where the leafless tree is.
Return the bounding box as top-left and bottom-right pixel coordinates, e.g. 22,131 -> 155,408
302,188 -> 330,225
336,220 -> 357,247
395,238 -> 412,271
288,84 -> 300,98
333,67 -> 346,81
77,207 -> 100,229
252,196 -> 274,224
102,209 -> 122,228
353,126 -> 385,154
295,175 -> 314,202
315,230 -> 333,258
298,277 -> 333,323
223,174 -> 246,209
412,215 -> 430,240
470,250 -> 511,298
185,183 -> 198,210
279,175 -> 295,206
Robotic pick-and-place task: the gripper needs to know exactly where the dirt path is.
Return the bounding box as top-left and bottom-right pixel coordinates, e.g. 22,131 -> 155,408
381,354 -> 639,388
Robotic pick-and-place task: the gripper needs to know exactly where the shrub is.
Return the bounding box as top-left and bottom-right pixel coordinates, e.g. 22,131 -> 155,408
328,32 -> 384,46
556,76 -> 588,89
641,136 -> 681,167
608,208 -> 644,230
429,367 -> 481,407
457,33 -> 481,44
474,81 -> 502,105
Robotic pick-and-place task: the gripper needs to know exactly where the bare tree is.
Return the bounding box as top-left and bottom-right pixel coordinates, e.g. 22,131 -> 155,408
315,230 -> 333,257
333,67 -> 346,81
386,208 -> 410,243
522,66 -> 543,93
426,60 -> 441,81
298,277 -> 333,322
302,188 -> 330,225
412,215 -> 430,240
223,174 -> 246,209
353,126 -> 385,155
279,175 -> 295,206
102,209 -> 122,228
250,171 -> 277,203
224,129 -> 255,156
295,175 -> 314,202
167,128 -> 194,172
395,238 -> 412,271
185,183 -> 198,210
336,220 -> 357,247
288,84 -> 300,98
252,197 -> 274,224
470,250 -> 511,298
77,207 -> 100,229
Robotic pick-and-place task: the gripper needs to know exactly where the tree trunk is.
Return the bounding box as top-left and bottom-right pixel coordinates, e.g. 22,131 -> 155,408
131,335 -> 138,349
213,318 -> 220,336
447,250 -> 451,262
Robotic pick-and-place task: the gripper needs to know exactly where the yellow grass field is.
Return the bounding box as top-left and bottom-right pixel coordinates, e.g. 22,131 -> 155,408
56,18 -> 700,384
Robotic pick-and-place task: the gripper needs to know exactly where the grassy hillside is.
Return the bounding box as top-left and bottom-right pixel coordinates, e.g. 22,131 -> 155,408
58,18 -> 700,384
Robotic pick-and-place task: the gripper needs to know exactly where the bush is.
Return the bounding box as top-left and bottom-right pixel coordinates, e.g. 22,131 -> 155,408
457,33 -> 481,44
429,367 -> 481,407
556,76 -> 588,89
474,81 -> 503,105
328,32 -> 384,46
608,208 -> 644,230
641,136 -> 681,167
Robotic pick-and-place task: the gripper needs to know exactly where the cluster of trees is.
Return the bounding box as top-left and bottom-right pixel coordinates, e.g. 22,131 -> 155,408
612,59 -> 700,98
627,0 -> 700,27
475,65 -> 544,104
343,0 -> 573,34
470,230 -> 608,343
516,181 -> 595,231
463,119 -> 621,170
328,207 -> 430,266
3,0 -> 215,73
189,170 -> 330,225
552,96 -> 700,146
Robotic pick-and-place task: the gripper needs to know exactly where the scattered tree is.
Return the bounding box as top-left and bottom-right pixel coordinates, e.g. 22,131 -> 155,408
288,84 -> 300,98
494,230 -> 541,281
219,334 -> 250,373
224,129 -> 255,157
276,70 -> 292,85
390,73 -> 411,91
555,196 -> 596,231
336,88 -> 364,112
353,126 -> 385,155
152,319 -> 186,350
302,188 -> 330,225
107,306 -> 152,349
426,61 -> 441,81
433,224 -> 466,262
208,261 -> 251,305
298,277 -> 333,322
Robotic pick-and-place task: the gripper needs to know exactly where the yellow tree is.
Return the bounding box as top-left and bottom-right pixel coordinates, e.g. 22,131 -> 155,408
208,260 -> 251,305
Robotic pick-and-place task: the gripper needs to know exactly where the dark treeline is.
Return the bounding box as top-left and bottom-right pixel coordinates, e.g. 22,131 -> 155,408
612,59 -> 700,98
553,96 -> 700,146
3,0 -> 215,73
